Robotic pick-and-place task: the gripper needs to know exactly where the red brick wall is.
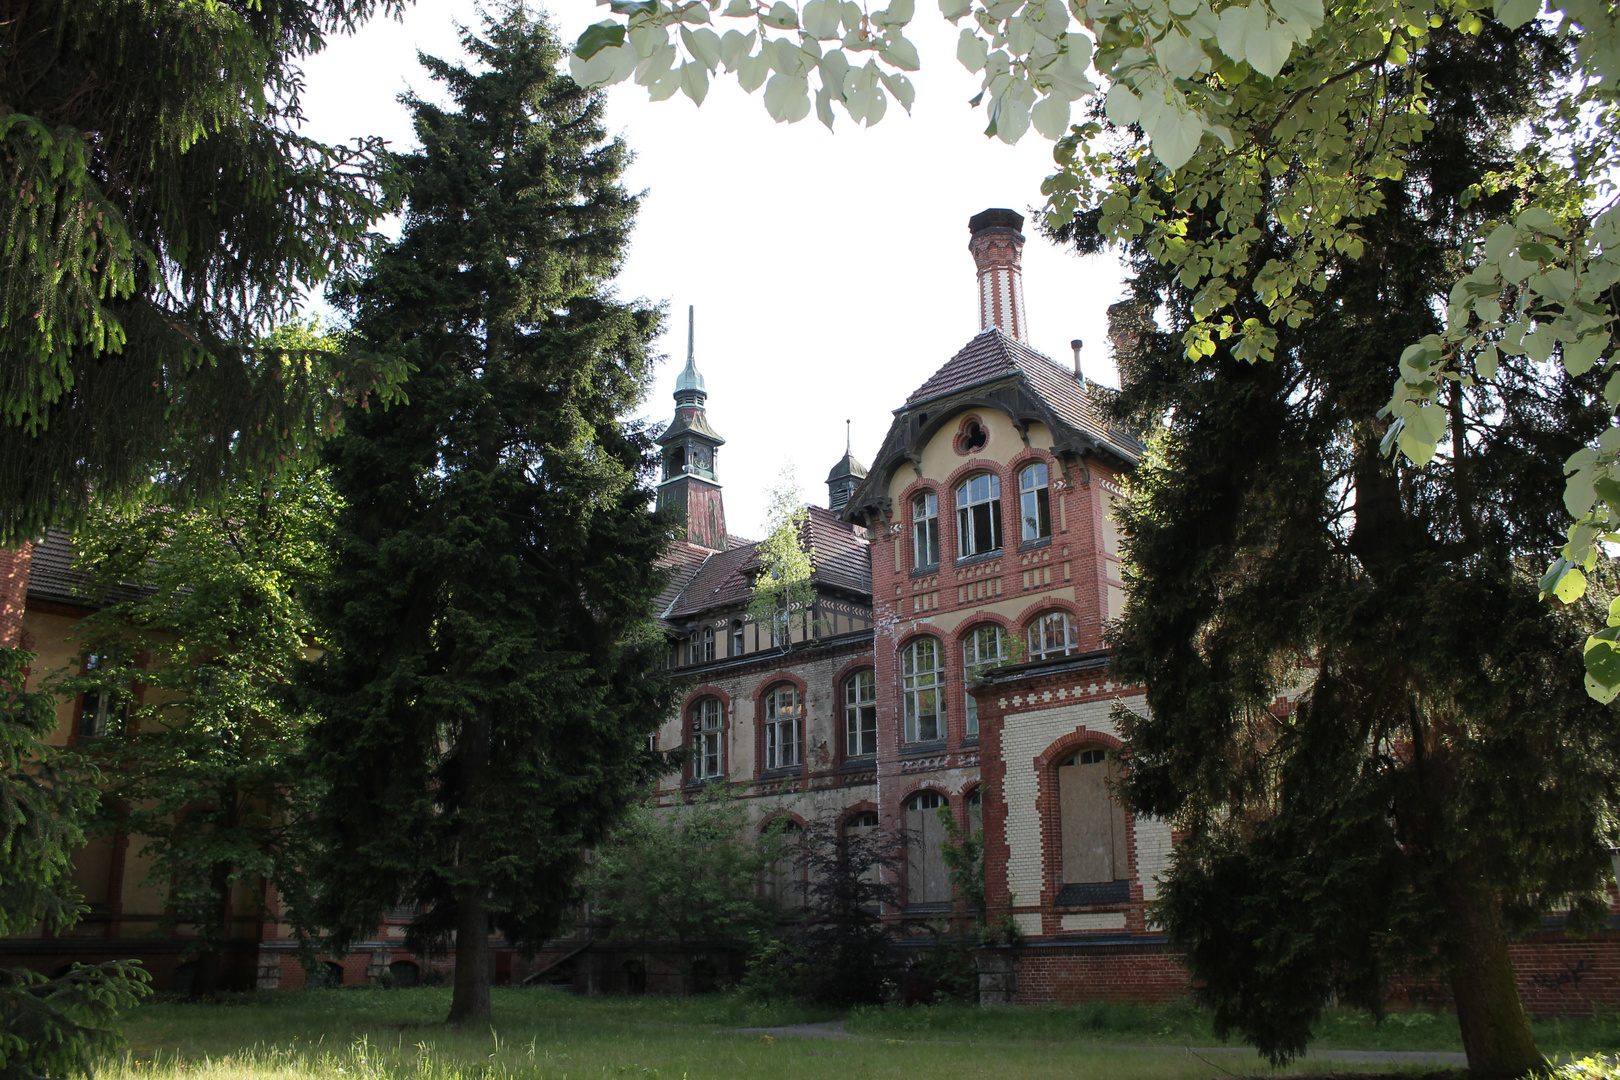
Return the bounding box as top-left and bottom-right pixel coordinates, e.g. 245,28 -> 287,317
0,543 -> 33,648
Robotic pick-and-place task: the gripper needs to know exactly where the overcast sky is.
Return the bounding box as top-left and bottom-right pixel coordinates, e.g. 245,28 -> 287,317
297,1 -> 1127,538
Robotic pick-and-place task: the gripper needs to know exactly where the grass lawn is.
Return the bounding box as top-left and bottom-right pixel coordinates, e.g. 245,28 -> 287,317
105,988 -> 1620,1080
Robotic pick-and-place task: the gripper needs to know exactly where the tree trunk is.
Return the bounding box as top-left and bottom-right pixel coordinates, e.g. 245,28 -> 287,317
447,890 -> 491,1024
189,862 -> 234,998
1440,871 -> 1542,1077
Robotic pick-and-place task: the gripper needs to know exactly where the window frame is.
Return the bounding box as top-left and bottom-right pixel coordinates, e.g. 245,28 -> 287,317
844,668 -> 878,759
691,697 -> 726,781
961,624 -> 1004,739
912,492 -> 940,569
901,637 -> 945,744
730,620 -> 746,657
1028,611 -> 1078,661
1018,461 -> 1052,542
763,683 -> 803,772
78,652 -> 126,741
955,472 -> 1002,559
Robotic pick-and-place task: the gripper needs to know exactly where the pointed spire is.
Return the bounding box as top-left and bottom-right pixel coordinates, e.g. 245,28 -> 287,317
674,304 -> 705,401
845,418 -> 851,456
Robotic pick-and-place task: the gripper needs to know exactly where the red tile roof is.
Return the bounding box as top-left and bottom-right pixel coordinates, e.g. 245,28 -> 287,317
660,506 -> 870,623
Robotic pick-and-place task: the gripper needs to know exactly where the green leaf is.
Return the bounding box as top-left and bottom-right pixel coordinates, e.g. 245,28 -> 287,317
575,21 -> 628,61
1555,565 -> 1588,603
1585,640 -> 1620,697
610,0 -> 659,13
1564,331 -> 1608,376
762,1 -> 800,28
1483,0 -> 1535,28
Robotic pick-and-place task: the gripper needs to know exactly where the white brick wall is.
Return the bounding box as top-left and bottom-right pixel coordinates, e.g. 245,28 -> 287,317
997,693 -> 1152,907
1135,816 -> 1172,902
1061,912 -> 1126,931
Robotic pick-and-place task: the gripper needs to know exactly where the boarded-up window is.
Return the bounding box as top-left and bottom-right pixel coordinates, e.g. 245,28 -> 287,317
904,790 -> 951,906
1058,749 -> 1129,885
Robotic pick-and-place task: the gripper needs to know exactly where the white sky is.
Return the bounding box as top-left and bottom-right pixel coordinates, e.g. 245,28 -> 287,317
298,1 -> 1126,538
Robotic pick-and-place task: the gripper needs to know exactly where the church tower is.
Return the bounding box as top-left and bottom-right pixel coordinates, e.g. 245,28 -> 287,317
656,307 -> 728,550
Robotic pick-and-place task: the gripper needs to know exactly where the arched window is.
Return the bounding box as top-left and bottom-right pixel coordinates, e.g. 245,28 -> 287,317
901,638 -> 945,744
844,669 -> 877,758
1058,748 -> 1130,901
691,697 -> 726,780
763,684 -> 802,771
389,960 -> 421,988
903,790 -> 951,906
1028,611 -> 1077,661
912,492 -> 940,569
843,809 -> 882,886
961,625 -> 1004,739
1019,462 -> 1052,541
956,473 -> 1002,558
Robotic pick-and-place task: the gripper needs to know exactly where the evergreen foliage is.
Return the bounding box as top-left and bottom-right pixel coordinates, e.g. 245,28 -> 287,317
0,0 -> 409,541
744,819 -> 903,1005
0,648 -> 150,1075
297,7 -> 675,1026
1055,21 -> 1620,1076
57,438 -> 336,997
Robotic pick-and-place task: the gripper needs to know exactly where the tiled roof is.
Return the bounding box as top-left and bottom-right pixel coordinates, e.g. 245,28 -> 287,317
653,541 -> 715,620
905,328 -> 1141,459
26,530 -> 149,608
661,507 -> 871,623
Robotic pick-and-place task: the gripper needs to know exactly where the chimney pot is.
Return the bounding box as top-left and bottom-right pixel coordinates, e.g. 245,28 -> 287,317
1070,339 -> 1084,380
968,208 -> 1029,343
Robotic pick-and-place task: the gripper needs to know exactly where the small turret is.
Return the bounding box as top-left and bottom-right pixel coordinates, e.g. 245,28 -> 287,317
656,306 -> 727,550
826,420 -> 868,514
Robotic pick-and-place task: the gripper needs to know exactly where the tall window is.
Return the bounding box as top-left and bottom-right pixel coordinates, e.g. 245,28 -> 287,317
912,492 -> 939,568
687,628 -> 713,665
956,473 -> 1002,558
692,697 -> 725,780
844,669 -> 877,758
763,684 -> 802,771
1059,748 -> 1129,885
79,653 -> 126,740
730,620 -> 746,657
1028,611 -> 1077,660
901,638 -> 945,743
904,790 -> 951,906
1019,462 -> 1052,541
961,625 -> 1003,739
762,819 -> 806,908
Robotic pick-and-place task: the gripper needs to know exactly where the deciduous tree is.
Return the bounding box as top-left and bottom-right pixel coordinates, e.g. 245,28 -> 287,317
298,6 -> 675,1025
59,434 -> 336,997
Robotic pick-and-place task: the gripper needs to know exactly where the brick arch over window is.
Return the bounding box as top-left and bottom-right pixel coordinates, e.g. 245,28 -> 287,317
1033,729 -> 1134,910
1019,601 -> 1083,662
957,617 -> 1013,741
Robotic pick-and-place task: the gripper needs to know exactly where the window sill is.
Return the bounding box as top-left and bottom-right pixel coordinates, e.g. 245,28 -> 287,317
840,756 -> 877,771
900,740 -> 947,758
760,766 -> 804,780
1018,536 -> 1053,552
910,564 -> 940,579
954,550 -> 1002,568
961,736 -> 980,749
904,901 -> 954,914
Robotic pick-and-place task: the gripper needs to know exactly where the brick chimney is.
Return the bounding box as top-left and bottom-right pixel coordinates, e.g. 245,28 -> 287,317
968,208 -> 1028,343
0,543 -> 34,649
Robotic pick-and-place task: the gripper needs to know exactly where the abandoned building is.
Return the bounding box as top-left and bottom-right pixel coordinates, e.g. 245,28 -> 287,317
4,209 -> 1620,1012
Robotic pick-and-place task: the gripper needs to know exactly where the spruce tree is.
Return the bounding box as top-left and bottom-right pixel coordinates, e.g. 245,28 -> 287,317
1058,22 -> 1619,1076
298,8 -> 674,1024
1,0 -> 407,541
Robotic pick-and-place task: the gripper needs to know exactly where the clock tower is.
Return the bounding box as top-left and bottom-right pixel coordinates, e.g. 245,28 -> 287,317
656,307 -> 728,550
